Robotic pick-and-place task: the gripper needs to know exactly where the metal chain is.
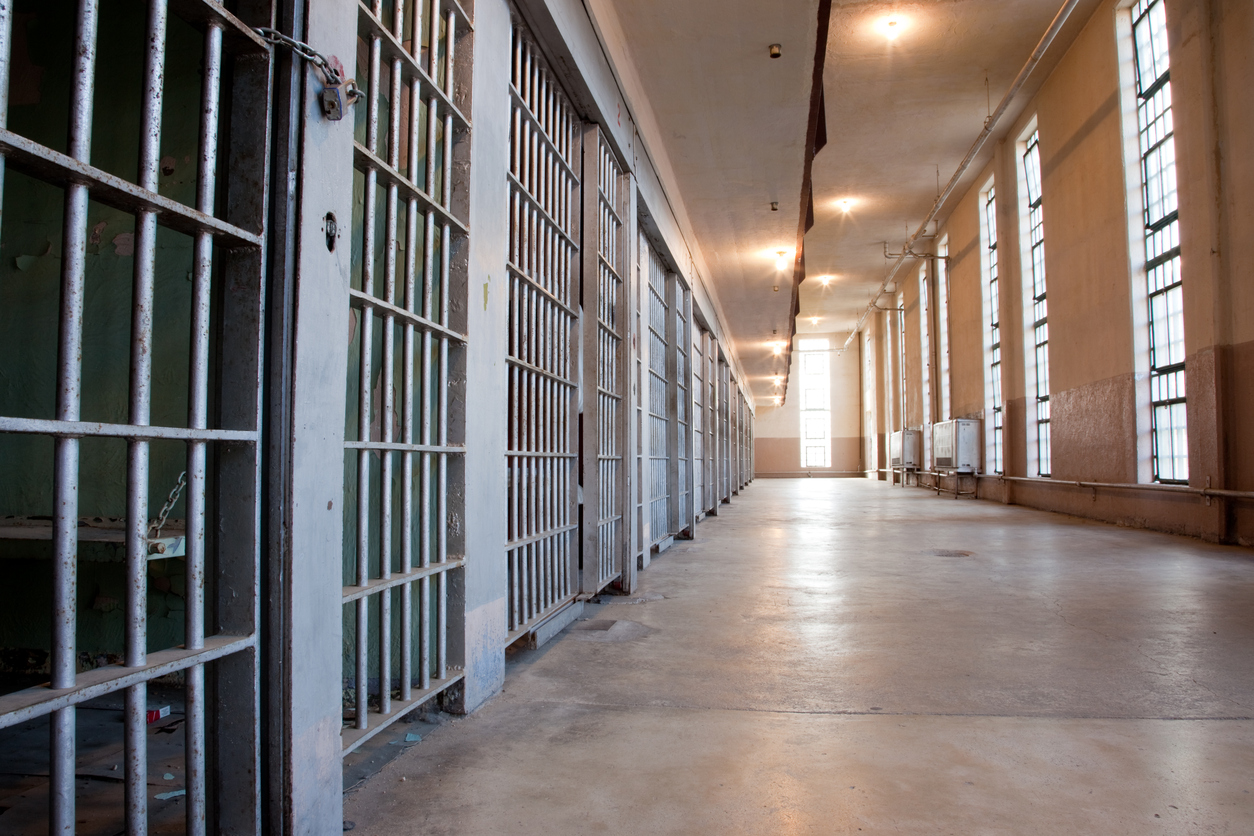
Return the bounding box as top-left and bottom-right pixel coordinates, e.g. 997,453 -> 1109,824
253,27 -> 343,85
148,471 -> 187,540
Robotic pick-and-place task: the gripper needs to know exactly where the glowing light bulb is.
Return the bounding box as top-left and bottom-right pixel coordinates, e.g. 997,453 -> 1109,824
771,342 -> 785,356
836,198 -> 856,213
810,316 -> 820,325
819,275 -> 832,287
775,250 -> 789,272
877,15 -> 908,40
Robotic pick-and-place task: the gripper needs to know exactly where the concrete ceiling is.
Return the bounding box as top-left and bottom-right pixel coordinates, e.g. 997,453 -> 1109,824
609,0 -> 1098,404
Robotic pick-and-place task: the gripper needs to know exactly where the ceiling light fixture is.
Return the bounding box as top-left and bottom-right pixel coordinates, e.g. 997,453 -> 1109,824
771,342 -> 785,356
769,44 -> 782,59
810,316 -> 820,325
773,395 -> 783,406
876,15 -> 908,40
818,275 -> 832,286
775,250 -> 789,272
836,198 -> 856,213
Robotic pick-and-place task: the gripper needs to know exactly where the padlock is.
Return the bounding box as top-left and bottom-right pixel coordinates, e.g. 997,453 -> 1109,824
321,82 -> 346,121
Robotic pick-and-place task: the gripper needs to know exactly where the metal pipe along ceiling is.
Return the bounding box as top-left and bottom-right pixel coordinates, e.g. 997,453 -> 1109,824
842,0 -> 1085,350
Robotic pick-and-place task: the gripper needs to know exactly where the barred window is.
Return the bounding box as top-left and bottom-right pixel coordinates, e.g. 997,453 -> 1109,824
1132,0 -> 1187,483
984,187 -> 1003,474
1022,130 -> 1051,476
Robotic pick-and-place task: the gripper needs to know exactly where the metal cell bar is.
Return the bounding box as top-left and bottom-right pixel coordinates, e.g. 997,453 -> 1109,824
0,6 -> 11,238
184,23 -> 223,836
0,635 -> 255,729
342,0 -> 470,749
125,2 -> 168,829
0,416 -> 256,442
355,3 -> 470,131
506,15 -> 578,636
50,3 -> 99,830
0,130 -> 262,247
353,143 -> 466,232
342,559 -> 465,603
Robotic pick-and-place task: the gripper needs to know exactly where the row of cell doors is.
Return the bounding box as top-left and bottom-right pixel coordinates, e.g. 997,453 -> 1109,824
502,14 -> 753,639
0,1 -> 755,832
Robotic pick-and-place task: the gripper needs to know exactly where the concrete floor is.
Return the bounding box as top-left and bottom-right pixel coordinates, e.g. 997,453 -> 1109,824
344,479 -> 1254,835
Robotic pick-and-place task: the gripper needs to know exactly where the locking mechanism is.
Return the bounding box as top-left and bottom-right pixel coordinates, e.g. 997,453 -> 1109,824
254,27 -> 361,121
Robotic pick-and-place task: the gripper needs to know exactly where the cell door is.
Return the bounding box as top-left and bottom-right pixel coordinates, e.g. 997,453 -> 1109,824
580,127 -> 629,593
691,332 -> 705,518
706,337 -> 718,513
669,278 -> 690,536
0,3 -> 271,832
645,241 -> 670,544
341,0 -> 472,754
505,17 -> 581,637
719,360 -> 731,501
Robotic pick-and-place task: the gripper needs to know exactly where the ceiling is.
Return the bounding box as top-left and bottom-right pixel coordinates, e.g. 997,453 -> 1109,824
607,0 -> 1099,404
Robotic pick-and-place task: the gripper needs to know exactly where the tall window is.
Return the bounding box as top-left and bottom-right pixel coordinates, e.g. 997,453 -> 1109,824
936,237 -> 951,422
1133,0 -> 1187,482
984,187 -> 1003,473
1023,130 -> 1051,476
798,338 -> 831,468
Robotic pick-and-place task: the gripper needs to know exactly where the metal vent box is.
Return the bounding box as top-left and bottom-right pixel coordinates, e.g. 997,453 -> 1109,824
932,419 -> 981,473
889,429 -> 921,469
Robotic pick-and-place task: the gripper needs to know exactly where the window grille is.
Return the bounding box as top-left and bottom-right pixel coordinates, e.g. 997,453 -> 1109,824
936,238 -> 951,422
984,186 -> 1004,474
1022,130 -> 1051,476
1132,0 -> 1187,483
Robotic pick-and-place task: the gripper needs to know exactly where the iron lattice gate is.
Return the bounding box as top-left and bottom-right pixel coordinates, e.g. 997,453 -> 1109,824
719,359 -> 731,501
671,281 -> 690,536
506,16 -> 580,637
581,127 -> 628,593
342,0 -> 471,753
0,3 -> 270,832
706,338 -> 718,513
645,238 -> 670,545
692,330 -> 705,519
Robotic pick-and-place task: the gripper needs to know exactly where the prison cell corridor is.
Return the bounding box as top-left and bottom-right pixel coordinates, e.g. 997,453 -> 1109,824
341,478 -> 1254,835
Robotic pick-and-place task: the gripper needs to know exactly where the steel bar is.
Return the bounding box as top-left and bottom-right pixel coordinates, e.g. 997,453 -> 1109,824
0,636 -> 252,729
339,671 -> 464,755
50,3 -> 99,831
0,416 -> 256,442
124,3 -> 168,830
341,559 -> 465,603
349,287 -> 465,342
0,130 -> 261,248
183,23 -> 222,836
352,143 -> 467,233
0,2 -> 12,240
344,440 -> 464,453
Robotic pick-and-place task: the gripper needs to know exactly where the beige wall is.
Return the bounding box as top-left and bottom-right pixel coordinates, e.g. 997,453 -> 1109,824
755,331 -> 863,476
851,0 -> 1254,543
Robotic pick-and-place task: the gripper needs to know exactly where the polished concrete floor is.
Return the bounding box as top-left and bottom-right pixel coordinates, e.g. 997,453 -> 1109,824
344,479 -> 1254,835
